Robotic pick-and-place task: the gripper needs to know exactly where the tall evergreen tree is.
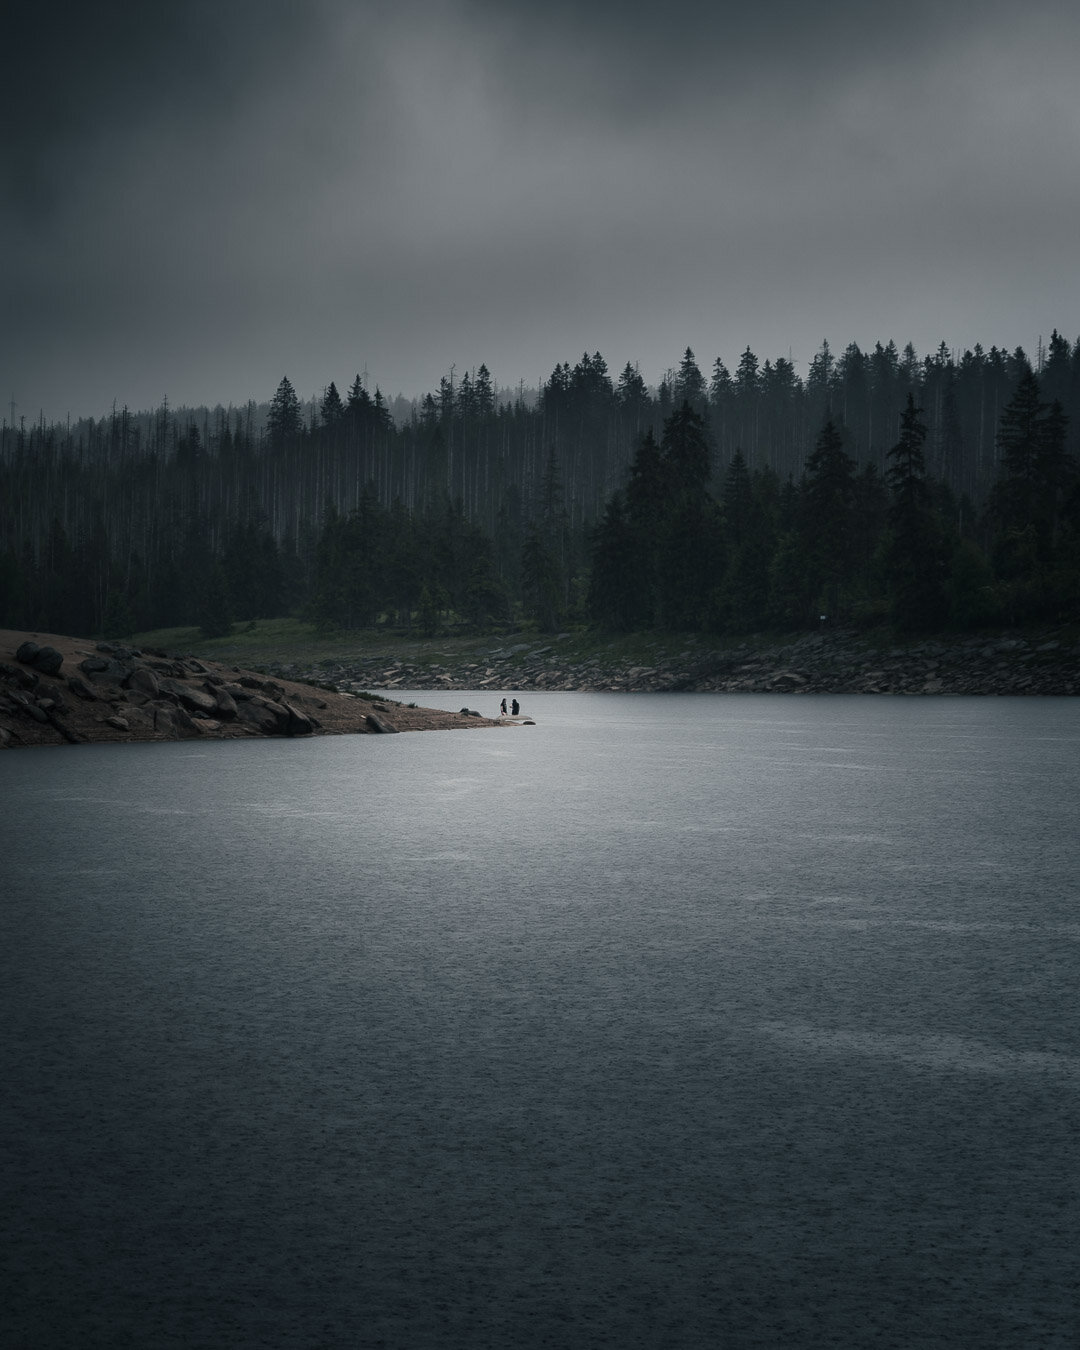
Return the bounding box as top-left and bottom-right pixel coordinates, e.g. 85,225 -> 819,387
321,381 -> 344,427
588,492 -> 638,629
885,395 -> 946,629
989,366 -> 1048,580
268,376 -> 303,447
657,404 -> 718,629
521,523 -> 563,631
802,416 -> 857,617
674,348 -> 707,412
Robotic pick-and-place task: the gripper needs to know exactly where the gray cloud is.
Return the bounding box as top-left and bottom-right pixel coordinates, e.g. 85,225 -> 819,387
4,0 -> 1080,421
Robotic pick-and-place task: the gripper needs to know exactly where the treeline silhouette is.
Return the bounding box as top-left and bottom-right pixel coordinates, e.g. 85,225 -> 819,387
1,336 -> 1078,638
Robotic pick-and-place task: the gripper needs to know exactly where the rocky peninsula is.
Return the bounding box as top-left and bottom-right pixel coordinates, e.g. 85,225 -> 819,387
0,630 -> 505,750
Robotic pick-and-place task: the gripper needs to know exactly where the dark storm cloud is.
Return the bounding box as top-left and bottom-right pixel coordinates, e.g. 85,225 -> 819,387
4,0 -> 1079,420
2,2 -> 313,219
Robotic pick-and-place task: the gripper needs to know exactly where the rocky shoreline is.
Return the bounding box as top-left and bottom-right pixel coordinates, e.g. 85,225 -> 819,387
266,627 -> 1080,698
4,625 -> 1075,749
0,630 -> 505,750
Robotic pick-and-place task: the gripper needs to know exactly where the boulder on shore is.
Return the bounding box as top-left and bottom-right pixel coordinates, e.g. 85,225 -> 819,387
0,628 -> 509,749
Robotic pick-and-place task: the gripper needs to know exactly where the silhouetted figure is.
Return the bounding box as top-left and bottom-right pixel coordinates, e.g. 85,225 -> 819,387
500,698 -> 507,716
511,699 -> 520,716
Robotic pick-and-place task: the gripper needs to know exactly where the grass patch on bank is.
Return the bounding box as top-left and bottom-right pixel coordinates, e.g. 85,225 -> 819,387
130,618 -> 406,665
126,618 -> 833,671
127,616 -> 1074,674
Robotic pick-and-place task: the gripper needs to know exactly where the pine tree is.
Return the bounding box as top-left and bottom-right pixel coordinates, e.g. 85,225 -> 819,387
347,374 -> 373,420
474,364 -> 495,416
722,450 -> 752,548
989,366 -> 1050,581
588,492 -> 638,629
268,376 -> 302,447
717,456 -> 771,633
802,416 -> 856,616
656,404 -> 719,630
660,402 -> 711,501
520,523 -> 563,631
621,430 -> 666,627
885,395 -> 946,630
1033,399 -> 1071,553
674,348 -> 707,412
321,381 -> 344,427
616,362 -> 648,412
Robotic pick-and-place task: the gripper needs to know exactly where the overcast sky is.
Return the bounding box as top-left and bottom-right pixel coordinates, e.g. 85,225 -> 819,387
3,0 -> 1079,422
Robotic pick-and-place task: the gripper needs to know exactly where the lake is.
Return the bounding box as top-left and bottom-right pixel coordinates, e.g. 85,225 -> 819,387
2,693 -> 1079,1348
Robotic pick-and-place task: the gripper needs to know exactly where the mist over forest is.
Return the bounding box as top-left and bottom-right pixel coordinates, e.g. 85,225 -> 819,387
2,333 -> 1078,642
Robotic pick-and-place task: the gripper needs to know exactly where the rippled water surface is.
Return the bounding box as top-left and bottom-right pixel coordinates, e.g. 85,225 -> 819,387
3,693 -> 1080,1348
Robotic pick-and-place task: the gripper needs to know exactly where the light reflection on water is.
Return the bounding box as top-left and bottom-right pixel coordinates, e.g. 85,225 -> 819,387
2,693 -> 1079,1349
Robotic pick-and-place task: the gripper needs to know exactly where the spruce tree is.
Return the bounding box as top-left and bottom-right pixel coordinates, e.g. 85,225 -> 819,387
268,376 -> 302,447
885,395 -> 945,630
521,524 -> 563,631
657,404 -> 719,630
588,492 -> 638,629
321,381 -> 344,427
674,348 -> 707,412
802,416 -> 856,617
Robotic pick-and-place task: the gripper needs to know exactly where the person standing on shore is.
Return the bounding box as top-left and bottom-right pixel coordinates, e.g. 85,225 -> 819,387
511,699 -> 519,716
500,698 -> 507,716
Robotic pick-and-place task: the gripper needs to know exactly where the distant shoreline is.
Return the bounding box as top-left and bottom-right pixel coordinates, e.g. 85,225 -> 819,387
265,627 -> 1080,698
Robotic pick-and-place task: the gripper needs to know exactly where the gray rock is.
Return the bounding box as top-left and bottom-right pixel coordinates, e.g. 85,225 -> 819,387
213,688 -> 238,719
1,661 -> 38,690
237,675 -> 285,700
157,677 -> 218,714
236,697 -> 287,733
78,655 -> 129,684
32,646 -> 64,675
66,675 -> 97,700
15,641 -> 41,664
283,702 -> 314,735
125,665 -> 160,696
171,705 -> 201,737
366,711 -> 399,734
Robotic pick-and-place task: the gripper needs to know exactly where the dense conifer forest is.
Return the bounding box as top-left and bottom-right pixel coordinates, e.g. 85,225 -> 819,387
2,335 -> 1079,640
